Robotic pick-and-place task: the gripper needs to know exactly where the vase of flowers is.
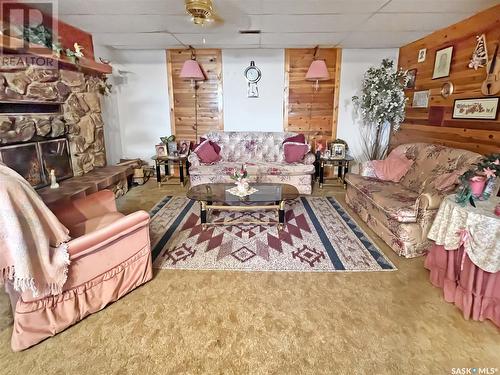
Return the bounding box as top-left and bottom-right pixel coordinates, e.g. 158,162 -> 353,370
457,153 -> 500,205
231,164 -> 249,194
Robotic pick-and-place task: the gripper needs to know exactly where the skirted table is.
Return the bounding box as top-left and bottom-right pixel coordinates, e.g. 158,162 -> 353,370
425,195 -> 500,328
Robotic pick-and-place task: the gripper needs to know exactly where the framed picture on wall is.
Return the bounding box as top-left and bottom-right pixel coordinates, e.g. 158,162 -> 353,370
405,69 -> 417,89
417,48 -> 427,63
452,97 -> 499,120
412,90 -> 430,108
432,46 -> 453,79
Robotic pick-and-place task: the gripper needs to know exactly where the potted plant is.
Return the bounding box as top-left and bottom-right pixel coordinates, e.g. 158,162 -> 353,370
352,59 -> 409,160
456,154 -> 500,205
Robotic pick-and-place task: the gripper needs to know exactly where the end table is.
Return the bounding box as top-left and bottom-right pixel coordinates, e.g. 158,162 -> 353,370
152,155 -> 188,187
318,156 -> 354,189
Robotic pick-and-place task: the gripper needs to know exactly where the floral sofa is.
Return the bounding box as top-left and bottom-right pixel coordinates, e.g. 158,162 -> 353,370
188,131 -> 316,194
345,143 -> 481,258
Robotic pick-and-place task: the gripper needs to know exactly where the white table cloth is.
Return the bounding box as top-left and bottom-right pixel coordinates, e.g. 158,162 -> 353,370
427,195 -> 500,273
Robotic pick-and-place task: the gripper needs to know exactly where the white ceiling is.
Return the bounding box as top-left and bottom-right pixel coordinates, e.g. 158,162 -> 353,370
51,0 -> 500,50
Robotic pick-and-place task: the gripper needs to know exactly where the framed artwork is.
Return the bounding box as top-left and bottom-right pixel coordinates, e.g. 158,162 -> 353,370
432,46 -> 453,79
331,143 -> 346,160
155,143 -> 168,157
452,97 -> 499,120
314,139 -> 327,154
167,141 -> 177,156
412,90 -> 430,108
39,139 -> 73,182
178,140 -> 191,156
417,48 -> 426,63
0,142 -> 46,188
405,69 -> 417,89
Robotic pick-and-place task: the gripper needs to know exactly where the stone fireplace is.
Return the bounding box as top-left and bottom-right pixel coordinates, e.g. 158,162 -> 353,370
0,65 -> 106,186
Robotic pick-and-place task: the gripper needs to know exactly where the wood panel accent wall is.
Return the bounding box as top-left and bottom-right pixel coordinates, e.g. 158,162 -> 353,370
393,4 -> 500,155
167,49 -> 223,143
284,48 -> 342,145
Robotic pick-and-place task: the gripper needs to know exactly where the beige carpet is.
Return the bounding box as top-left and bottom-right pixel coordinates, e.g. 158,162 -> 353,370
0,180 -> 498,374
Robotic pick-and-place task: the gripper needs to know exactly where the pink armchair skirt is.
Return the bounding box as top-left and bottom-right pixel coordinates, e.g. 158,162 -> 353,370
424,244 -> 500,328
5,190 -> 153,351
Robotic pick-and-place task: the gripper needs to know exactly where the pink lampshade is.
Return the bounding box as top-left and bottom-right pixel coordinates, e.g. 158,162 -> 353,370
305,59 -> 330,81
180,59 -> 205,80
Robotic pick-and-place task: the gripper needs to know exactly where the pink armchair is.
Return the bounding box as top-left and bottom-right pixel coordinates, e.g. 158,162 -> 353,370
5,190 -> 152,351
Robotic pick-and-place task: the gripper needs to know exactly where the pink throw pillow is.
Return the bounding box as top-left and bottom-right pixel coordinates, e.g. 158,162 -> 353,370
371,156 -> 414,182
283,134 -> 306,144
199,137 -> 221,154
284,142 -> 309,163
194,140 -> 221,164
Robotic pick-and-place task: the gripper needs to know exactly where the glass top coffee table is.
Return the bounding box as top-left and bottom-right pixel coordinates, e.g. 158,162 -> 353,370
187,183 -> 300,230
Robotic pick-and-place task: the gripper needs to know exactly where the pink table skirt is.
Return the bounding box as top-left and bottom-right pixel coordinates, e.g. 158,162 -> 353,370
424,244 -> 500,328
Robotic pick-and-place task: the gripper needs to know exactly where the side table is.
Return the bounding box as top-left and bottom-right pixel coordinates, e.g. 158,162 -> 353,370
425,194 -> 500,327
318,156 -> 354,189
152,155 -> 188,187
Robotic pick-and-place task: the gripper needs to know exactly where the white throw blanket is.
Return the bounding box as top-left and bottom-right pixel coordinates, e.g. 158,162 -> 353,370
0,163 -> 70,297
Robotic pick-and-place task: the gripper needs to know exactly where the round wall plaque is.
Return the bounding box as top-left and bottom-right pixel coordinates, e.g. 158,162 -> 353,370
441,82 -> 454,98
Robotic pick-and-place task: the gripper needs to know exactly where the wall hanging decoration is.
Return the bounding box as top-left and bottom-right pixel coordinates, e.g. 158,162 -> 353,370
244,60 -> 261,98
440,81 -> 454,98
412,90 -> 430,108
405,69 -> 417,89
417,48 -> 426,63
481,43 -> 500,96
432,46 -> 453,79
179,46 -> 206,142
452,97 -> 499,120
468,34 -> 488,70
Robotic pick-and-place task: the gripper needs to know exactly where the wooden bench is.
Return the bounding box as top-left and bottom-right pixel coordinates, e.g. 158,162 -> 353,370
38,165 -> 134,207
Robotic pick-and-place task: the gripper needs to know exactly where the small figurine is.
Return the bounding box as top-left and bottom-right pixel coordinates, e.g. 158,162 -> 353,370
49,169 -> 59,189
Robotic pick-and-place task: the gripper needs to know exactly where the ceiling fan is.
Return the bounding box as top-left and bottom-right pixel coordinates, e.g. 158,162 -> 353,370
185,0 -> 224,26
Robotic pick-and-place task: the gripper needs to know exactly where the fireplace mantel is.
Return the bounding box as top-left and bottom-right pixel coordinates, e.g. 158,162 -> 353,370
0,35 -> 112,75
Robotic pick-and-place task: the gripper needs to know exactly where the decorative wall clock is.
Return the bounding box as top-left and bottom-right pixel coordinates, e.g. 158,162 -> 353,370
244,60 -> 261,98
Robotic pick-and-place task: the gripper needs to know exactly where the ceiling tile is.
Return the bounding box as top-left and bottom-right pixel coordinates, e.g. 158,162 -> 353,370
175,33 -> 260,47
58,0 -> 186,15
340,31 -> 429,48
359,13 -> 468,32
261,33 -> 345,47
93,32 -> 178,46
381,0 -> 499,13
260,14 -> 370,32
261,0 -> 387,14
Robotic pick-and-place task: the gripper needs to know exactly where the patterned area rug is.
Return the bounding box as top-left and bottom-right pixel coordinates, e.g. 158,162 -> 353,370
150,196 -> 396,272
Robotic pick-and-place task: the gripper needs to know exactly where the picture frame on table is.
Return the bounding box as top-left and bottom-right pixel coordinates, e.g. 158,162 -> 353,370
314,139 -> 327,154
178,140 -> 191,156
331,143 -> 346,160
167,141 -> 178,156
452,97 -> 499,120
155,143 -> 168,158
432,46 -> 453,79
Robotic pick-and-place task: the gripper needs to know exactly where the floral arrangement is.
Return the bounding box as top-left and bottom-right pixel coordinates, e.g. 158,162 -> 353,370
456,153 -> 500,205
231,164 -> 248,183
352,59 -> 409,160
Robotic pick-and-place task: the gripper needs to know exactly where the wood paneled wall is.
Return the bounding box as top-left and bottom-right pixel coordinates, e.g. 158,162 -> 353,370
167,49 -> 223,143
393,4 -> 500,155
284,48 -> 342,146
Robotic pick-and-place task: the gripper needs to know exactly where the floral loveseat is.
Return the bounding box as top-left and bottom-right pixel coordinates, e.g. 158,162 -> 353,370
188,131 -> 316,194
345,143 -> 481,258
